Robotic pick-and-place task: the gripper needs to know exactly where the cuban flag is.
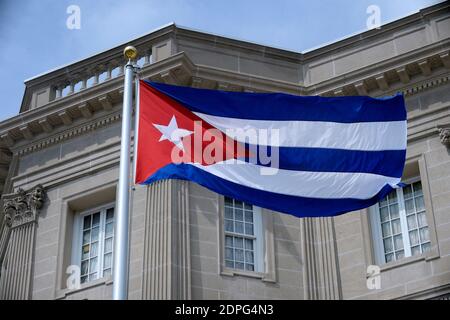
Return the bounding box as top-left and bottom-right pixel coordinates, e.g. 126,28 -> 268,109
135,80 -> 406,218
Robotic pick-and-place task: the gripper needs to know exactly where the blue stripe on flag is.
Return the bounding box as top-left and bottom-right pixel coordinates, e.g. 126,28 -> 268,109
145,81 -> 406,123
243,145 -> 406,177
142,163 -> 396,218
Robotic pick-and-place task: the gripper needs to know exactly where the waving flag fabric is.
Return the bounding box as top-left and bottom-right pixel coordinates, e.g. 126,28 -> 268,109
135,80 -> 407,218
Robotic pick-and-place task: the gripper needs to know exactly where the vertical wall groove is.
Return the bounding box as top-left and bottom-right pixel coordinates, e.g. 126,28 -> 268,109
142,180 -> 191,299
302,217 -> 342,300
0,222 -> 38,300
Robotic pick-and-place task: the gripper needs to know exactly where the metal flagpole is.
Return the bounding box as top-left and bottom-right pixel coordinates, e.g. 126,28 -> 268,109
133,68 -> 140,184
113,45 -> 138,300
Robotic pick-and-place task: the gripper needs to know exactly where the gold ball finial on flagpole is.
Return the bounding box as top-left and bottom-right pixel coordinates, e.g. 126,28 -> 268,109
123,45 -> 138,60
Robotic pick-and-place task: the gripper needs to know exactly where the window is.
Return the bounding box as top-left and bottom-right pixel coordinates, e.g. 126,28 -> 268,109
73,205 -> 115,284
370,180 -> 431,264
223,196 -> 264,272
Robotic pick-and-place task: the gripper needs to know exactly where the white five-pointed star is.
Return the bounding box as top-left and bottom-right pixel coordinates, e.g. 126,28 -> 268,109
153,116 -> 193,151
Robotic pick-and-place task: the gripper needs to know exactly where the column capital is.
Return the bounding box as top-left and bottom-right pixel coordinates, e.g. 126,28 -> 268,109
438,126 -> 450,147
3,184 -> 46,229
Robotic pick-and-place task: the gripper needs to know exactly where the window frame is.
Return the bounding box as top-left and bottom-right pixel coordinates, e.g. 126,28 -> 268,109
370,176 -> 431,265
71,202 -> 115,284
218,196 -> 276,281
223,198 -> 264,273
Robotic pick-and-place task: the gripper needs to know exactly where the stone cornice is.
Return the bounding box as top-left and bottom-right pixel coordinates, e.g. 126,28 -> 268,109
0,48 -> 448,158
16,111 -> 122,156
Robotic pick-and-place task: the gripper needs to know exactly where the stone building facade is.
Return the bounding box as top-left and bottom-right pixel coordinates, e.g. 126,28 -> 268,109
0,3 -> 449,300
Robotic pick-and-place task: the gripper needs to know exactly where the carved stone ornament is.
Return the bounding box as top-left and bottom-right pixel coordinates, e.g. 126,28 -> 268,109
3,184 -> 46,228
438,126 -> 450,147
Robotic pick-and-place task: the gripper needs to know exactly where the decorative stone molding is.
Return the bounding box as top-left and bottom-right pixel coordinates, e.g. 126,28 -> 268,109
16,112 -> 121,156
438,125 -> 450,147
3,184 -> 46,229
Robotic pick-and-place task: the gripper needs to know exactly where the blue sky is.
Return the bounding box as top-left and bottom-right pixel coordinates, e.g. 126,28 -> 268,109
0,0 -> 442,121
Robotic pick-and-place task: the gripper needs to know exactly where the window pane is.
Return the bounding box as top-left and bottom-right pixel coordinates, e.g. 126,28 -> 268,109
235,262 -> 244,270
106,208 -> 114,222
225,260 -> 234,268
422,242 -> 431,253
419,227 -> 429,242
245,239 -> 253,250
383,238 -> 393,253
245,223 -> 254,235
89,257 -> 98,273
224,197 -> 233,206
224,207 -> 233,219
407,215 -> 417,230
411,245 -> 421,256
388,191 -> 397,204
81,260 -> 89,275
244,211 -> 253,223
81,276 -> 88,284
92,212 -> 100,227
245,251 -> 254,264
395,250 -> 404,259
389,204 -> 399,219
414,196 -> 425,212
82,244 -> 90,260
105,222 -> 114,237
417,212 -> 427,228
245,264 -> 254,272
104,238 -> 113,253
89,273 -> 98,281
235,209 -> 243,221
405,199 -> 414,215
409,230 -> 419,246
103,269 -> 111,277
403,185 -> 413,199
380,207 -> 389,222
235,249 -> 244,262
234,200 -> 243,209
393,235 -> 403,250
225,235 -> 233,247
104,253 -> 112,269
83,215 -> 91,229
379,197 -> 388,207
225,248 -> 234,260
244,203 -> 252,210
413,181 -> 422,196
90,242 -> 98,257
225,219 -> 234,232
391,219 -> 401,234
91,227 -> 99,242
381,222 -> 391,237
235,238 -> 243,248
235,221 -> 244,234
385,253 -> 394,262
82,230 -> 90,245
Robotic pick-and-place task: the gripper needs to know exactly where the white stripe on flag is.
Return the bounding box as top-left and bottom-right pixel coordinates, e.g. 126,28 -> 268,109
190,160 -> 400,200
194,112 -> 407,151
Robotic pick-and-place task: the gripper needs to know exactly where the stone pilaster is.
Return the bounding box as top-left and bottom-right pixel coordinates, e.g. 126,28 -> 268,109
141,180 -> 191,299
302,217 -> 342,300
0,184 -> 46,300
